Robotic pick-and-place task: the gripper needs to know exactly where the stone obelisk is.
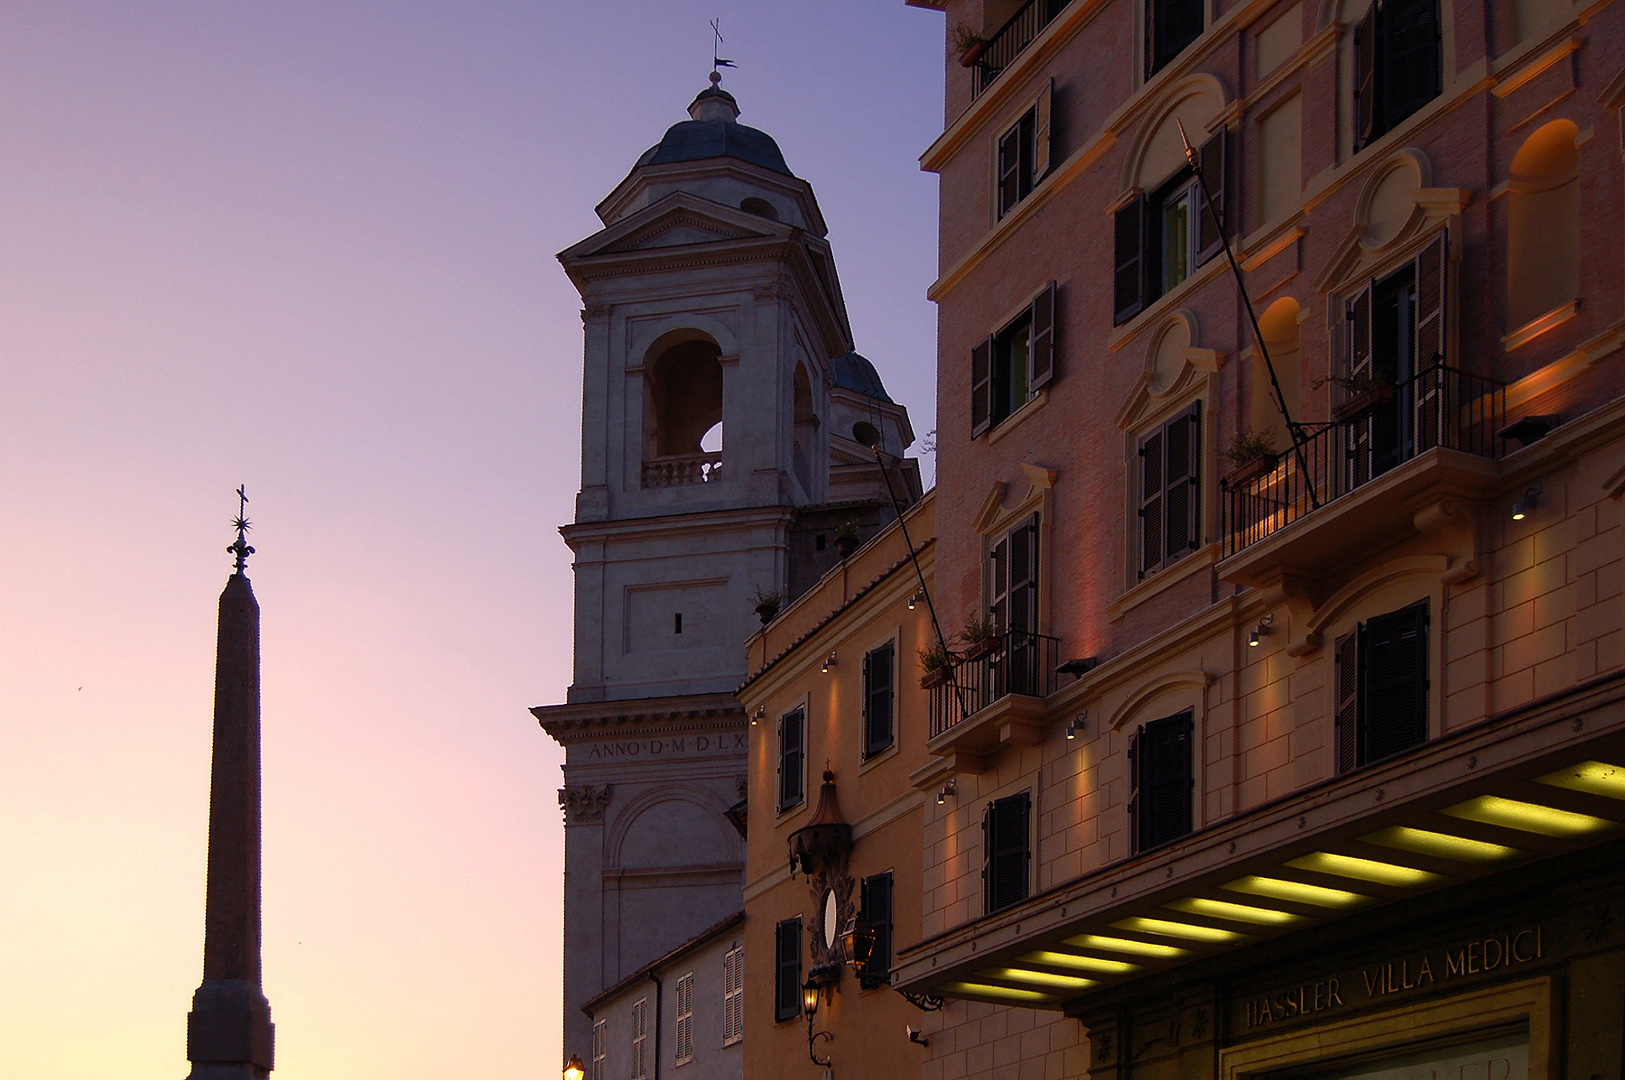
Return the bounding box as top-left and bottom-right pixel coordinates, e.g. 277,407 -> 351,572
185,492 -> 274,1079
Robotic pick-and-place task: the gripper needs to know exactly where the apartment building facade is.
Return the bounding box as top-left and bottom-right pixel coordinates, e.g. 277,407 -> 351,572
888,0 -> 1625,1077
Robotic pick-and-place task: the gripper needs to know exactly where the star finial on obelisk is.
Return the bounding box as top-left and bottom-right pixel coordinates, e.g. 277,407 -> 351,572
228,485 -> 255,576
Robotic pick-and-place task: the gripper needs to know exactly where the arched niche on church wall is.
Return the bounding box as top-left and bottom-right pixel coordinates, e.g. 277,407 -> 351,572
792,361 -> 816,496
609,788 -> 741,870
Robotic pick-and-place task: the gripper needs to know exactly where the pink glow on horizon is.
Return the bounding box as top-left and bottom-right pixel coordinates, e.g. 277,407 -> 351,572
0,3 -> 939,1077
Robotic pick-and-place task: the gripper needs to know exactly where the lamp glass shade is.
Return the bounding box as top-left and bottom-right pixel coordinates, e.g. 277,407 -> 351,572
802,977 -> 820,1018
842,918 -> 874,973
564,1054 -> 586,1080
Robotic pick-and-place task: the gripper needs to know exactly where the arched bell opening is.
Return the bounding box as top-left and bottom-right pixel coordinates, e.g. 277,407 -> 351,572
643,334 -> 725,487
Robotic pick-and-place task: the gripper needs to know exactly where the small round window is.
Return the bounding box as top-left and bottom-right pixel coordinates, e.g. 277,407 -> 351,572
740,197 -> 778,221
852,421 -> 880,448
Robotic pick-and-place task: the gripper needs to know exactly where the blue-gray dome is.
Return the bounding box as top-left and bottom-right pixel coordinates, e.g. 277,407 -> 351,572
832,351 -> 892,403
636,119 -> 792,176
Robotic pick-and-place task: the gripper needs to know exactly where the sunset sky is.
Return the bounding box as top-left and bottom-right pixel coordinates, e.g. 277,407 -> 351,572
0,3 -> 941,1076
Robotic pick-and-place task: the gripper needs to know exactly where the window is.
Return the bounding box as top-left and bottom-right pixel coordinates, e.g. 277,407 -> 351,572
774,918 -> 802,1022
1343,231 -> 1447,485
859,872 -> 894,989
997,80 -> 1054,218
862,643 -> 895,759
1137,403 -> 1201,578
674,972 -> 694,1065
1114,130 -> 1227,324
972,282 -> 1056,436
1129,710 -> 1193,853
1336,601 -> 1428,772
591,1019 -> 606,1080
1354,0 -> 1441,151
631,998 -> 648,1080
1147,0 -> 1204,77
722,943 -> 744,1046
777,707 -> 805,812
983,792 -> 1031,914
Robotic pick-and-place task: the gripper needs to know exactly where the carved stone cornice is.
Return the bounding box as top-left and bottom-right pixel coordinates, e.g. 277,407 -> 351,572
533,691 -> 748,744
558,784 -> 613,824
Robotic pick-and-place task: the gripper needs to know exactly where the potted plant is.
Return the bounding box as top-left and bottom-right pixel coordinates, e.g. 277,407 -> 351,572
752,588 -> 782,625
833,520 -> 861,559
1224,430 -> 1280,487
1319,370 -> 1398,424
952,23 -> 990,66
919,641 -> 953,688
960,615 -> 1000,662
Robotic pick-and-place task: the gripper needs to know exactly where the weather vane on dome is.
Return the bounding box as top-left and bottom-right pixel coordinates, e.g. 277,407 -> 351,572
228,484 -> 255,575
710,18 -> 735,80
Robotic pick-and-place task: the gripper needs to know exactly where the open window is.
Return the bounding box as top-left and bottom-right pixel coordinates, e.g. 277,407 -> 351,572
1353,0 -> 1442,152
972,282 -> 1056,436
1147,0 -> 1205,77
1335,601 -> 1429,772
997,79 -> 1054,219
1114,130 -> 1227,325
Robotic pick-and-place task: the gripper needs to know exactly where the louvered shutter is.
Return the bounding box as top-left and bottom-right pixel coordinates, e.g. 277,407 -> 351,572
775,920 -> 801,1021
865,644 -> 894,757
1008,515 -> 1038,637
1363,602 -> 1428,764
1197,128 -> 1228,265
989,533 -> 1010,633
861,873 -> 894,987
778,710 -> 803,810
1164,405 -> 1201,560
1114,194 -> 1148,324
1412,230 -> 1448,451
1138,426 -> 1165,577
1030,280 -> 1057,391
1033,79 -> 1054,181
999,125 -> 1023,218
1141,712 -> 1194,848
971,335 -> 994,437
1354,2 -> 1378,150
1127,726 -> 1141,854
1335,627 -> 1362,774
985,794 -> 1031,913
1345,282 -> 1375,491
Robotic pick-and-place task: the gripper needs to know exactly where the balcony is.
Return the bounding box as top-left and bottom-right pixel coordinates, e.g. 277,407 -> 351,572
926,631 -> 1060,768
971,0 -> 1073,99
1220,366 -> 1506,587
641,452 -> 722,488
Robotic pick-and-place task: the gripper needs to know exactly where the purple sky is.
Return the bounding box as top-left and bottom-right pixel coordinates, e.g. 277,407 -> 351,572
0,3 -> 941,1076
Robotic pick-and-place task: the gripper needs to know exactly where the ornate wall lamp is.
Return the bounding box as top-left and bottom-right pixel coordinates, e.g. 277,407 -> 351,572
1249,614 -> 1273,647
802,975 -> 833,1065
563,1054 -> 585,1080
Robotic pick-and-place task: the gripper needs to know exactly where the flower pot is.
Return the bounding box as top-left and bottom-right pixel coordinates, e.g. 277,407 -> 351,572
1332,384 -> 1396,424
1226,453 -> 1280,488
755,603 -> 780,625
834,535 -> 859,559
962,636 -> 999,662
959,39 -> 989,66
920,666 -> 950,689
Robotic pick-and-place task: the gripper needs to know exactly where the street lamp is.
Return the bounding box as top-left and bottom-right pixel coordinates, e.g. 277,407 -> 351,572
563,1054 -> 586,1080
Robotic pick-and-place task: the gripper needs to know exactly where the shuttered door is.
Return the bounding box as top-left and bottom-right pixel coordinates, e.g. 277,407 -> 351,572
1139,712 -> 1194,850
1362,602 -> 1429,764
860,872 -> 894,987
1345,283 -> 1375,491
863,644 -> 894,757
1030,281 -> 1057,391
1354,3 -> 1378,150
1197,129 -> 1228,265
1007,514 -> 1040,695
1164,405 -> 1201,561
1334,628 -> 1362,774
983,793 -> 1031,913
1114,195 -> 1148,324
775,919 -> 802,1021
971,336 -> 994,437
1412,231 -> 1448,453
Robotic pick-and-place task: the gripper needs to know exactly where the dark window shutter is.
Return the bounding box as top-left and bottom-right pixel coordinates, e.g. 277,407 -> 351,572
778,709 -> 804,810
1164,405 -> 1201,559
1127,727 -> 1142,854
1033,79 -> 1054,182
971,336 -> 994,438
1139,712 -> 1194,850
1196,128 -> 1228,265
861,872 -> 894,987
864,644 -> 894,757
1346,282 -> 1375,490
1412,233 -> 1448,452
775,919 -> 802,1021
1030,281 -> 1057,391
1138,427 -> 1165,577
998,125 -> 1023,218
1354,2 -> 1378,150
985,793 -> 1031,913
1362,602 -> 1428,764
989,533 -> 1011,634
1114,194 -> 1148,325
1008,515 -> 1038,637
1335,627 -> 1362,774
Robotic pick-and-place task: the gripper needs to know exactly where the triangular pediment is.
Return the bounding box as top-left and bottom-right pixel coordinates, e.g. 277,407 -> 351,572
601,214 -> 759,253
561,192 -> 784,264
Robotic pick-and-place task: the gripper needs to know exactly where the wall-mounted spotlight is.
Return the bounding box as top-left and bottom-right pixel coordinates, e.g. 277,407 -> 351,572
752,705 -> 765,726
1512,484 -> 1542,522
821,651 -> 837,673
908,589 -> 926,610
935,779 -> 956,805
907,1025 -> 930,1047
1248,614 -> 1274,648
1057,656 -> 1100,677
1065,711 -> 1088,740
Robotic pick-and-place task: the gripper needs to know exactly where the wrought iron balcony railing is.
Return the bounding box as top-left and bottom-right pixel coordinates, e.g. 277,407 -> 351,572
928,630 -> 1061,739
1222,365 -> 1507,558
641,452 -> 723,488
971,0 -> 1073,99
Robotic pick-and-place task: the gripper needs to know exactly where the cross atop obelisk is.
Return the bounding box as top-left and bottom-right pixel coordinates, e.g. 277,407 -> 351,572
185,490 -> 274,1079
